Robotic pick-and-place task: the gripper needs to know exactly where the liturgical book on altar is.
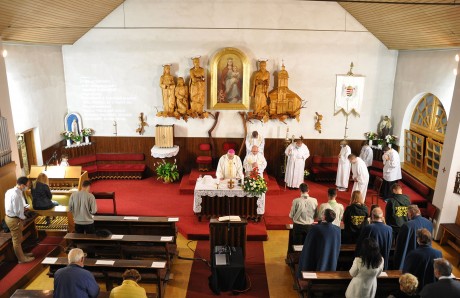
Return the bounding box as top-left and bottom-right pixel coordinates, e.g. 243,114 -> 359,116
218,215 -> 241,222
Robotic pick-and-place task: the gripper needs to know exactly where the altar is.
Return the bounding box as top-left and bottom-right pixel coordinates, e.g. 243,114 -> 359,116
193,177 -> 265,222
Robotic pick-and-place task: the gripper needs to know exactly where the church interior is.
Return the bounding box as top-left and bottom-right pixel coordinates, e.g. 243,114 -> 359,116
0,0 -> 460,297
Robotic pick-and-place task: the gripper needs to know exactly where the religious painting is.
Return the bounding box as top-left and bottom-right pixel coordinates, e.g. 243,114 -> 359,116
334,75 -> 365,115
209,47 -> 250,110
64,112 -> 83,137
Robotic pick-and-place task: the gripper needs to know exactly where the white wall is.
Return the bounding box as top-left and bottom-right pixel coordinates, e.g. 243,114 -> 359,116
63,0 -> 398,140
391,50 -> 458,147
4,44 -> 68,163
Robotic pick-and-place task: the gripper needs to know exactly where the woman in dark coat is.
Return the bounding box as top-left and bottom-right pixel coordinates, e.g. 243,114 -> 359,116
343,191 -> 368,243
31,173 -> 59,224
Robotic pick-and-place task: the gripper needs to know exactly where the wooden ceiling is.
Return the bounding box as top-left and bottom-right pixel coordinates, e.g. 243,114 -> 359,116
0,0 -> 124,45
339,0 -> 460,50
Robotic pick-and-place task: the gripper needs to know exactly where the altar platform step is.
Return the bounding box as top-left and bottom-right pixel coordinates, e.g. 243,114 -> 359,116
177,216 -> 268,241
179,169 -> 281,196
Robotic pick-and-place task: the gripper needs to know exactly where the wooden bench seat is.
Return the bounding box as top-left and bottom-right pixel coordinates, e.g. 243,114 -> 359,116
440,223 -> 460,266
11,289 -> 157,298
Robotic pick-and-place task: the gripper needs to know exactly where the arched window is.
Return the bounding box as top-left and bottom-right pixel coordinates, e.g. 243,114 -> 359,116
404,93 -> 447,180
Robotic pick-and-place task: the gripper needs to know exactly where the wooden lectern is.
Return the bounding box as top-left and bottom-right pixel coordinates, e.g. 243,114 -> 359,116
209,218 -> 247,258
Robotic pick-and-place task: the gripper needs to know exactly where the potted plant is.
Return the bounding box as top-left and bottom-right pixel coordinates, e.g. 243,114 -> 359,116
376,139 -> 385,149
155,159 -> 179,183
364,132 -> 377,145
81,128 -> 94,143
385,134 -> 398,148
72,135 -> 82,145
61,131 -> 74,147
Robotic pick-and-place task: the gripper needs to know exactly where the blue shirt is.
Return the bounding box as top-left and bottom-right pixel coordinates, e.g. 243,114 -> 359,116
54,264 -> 99,298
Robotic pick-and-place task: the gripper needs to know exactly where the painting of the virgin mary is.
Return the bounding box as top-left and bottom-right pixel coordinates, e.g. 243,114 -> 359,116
218,56 -> 243,103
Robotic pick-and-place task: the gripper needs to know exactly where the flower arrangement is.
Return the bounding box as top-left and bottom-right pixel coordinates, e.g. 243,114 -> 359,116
155,159 -> 179,183
304,170 -> 310,178
385,134 -> 398,145
81,128 -> 94,137
364,132 -> 378,140
72,135 -> 82,143
243,168 -> 268,196
377,139 -> 385,146
61,131 -> 74,140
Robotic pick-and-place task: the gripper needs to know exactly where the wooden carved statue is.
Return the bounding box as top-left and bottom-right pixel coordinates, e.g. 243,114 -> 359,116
175,77 -> 189,114
160,64 -> 176,113
136,112 -> 149,135
251,60 -> 270,114
189,57 -> 206,113
315,112 -> 323,133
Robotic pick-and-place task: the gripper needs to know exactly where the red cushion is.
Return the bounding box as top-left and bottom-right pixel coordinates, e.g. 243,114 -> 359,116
222,142 -> 237,152
69,155 -> 97,165
96,153 -> 145,161
82,165 -> 98,173
312,155 -> 338,165
196,156 -> 212,163
402,171 -> 430,197
199,143 -> 211,151
97,164 -> 146,172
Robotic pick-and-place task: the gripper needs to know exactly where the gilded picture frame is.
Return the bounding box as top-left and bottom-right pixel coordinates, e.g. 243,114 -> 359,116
209,47 -> 250,110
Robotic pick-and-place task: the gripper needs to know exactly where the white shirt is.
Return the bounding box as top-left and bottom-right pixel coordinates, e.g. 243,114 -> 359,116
60,160 -> 69,167
5,186 -> 26,219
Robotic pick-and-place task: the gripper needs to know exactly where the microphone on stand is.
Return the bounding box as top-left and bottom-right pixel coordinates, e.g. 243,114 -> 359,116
45,150 -> 57,171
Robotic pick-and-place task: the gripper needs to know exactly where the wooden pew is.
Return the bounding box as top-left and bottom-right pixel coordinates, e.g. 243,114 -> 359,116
11,289 -> 157,298
0,213 -> 38,261
297,270 -> 401,298
93,192 -> 117,215
44,257 -> 166,298
0,234 -> 14,262
64,233 -> 174,266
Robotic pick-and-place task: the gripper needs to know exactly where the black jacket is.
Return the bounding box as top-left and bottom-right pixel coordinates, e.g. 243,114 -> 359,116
343,203 -> 368,243
31,182 -> 54,210
385,193 -> 410,229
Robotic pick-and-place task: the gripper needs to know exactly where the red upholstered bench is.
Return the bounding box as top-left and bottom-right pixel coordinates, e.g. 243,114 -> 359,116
310,156 -> 339,182
69,155 -> 98,176
400,170 -> 432,214
96,153 -> 145,161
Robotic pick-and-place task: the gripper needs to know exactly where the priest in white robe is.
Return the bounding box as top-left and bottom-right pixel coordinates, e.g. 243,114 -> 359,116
348,154 -> 370,200
359,141 -> 373,168
245,131 -> 265,155
336,140 -> 351,191
284,138 -> 310,189
216,149 -> 244,180
243,145 -> 267,176
381,146 -> 402,199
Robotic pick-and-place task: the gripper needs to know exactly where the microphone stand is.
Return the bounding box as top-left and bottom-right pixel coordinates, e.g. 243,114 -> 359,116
45,151 -> 57,171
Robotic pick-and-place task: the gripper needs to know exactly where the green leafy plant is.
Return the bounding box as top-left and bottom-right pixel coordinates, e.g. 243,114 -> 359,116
72,135 -> 82,143
243,168 -> 268,196
155,159 -> 179,183
377,139 -> 385,145
364,132 -> 377,140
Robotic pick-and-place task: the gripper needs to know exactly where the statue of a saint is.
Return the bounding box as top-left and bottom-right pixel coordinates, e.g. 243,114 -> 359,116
189,57 -> 205,113
160,64 -> 176,113
175,77 -> 189,114
379,115 -> 392,138
251,60 -> 270,114
71,119 -> 80,136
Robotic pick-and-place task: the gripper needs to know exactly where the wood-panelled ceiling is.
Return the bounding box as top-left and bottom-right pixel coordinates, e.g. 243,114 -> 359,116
338,0 -> 460,50
0,0 -> 124,45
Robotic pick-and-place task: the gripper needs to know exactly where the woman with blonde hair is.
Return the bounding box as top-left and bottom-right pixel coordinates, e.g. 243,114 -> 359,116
31,173 -> 59,210
388,273 -> 420,298
343,190 -> 368,243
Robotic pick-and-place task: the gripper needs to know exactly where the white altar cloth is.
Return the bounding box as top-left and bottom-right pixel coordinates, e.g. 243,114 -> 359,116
151,145 -> 180,158
193,177 -> 265,215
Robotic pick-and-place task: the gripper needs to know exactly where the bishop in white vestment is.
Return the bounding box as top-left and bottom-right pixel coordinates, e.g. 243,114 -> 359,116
348,154 -> 370,200
216,149 -> 244,180
284,139 -> 310,188
243,146 -> 267,176
245,131 -> 265,155
336,140 -> 351,191
381,146 -> 402,199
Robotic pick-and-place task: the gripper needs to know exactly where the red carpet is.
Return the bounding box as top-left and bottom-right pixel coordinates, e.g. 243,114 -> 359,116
186,241 -> 269,298
0,236 -> 63,297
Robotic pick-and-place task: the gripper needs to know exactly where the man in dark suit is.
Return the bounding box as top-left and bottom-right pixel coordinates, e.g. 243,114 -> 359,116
297,209 -> 341,277
420,258 -> 460,298
356,207 -> 393,269
403,228 -> 442,290
394,205 -> 433,270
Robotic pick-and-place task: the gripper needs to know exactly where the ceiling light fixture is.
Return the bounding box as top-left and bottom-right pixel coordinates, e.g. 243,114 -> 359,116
1,49 -> 7,58
455,54 -> 459,62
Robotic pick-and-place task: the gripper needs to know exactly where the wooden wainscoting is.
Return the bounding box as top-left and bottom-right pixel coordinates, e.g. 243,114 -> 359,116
42,137 -> 366,179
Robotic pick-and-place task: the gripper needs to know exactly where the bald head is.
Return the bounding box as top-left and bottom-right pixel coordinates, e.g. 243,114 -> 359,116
251,146 -> 259,155
371,207 -> 384,222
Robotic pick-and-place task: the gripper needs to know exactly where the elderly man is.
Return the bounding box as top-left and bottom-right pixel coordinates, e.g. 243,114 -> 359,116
4,176 -> 35,263
245,130 -> 264,155
394,205 -> 433,270
403,229 -> 442,290
54,248 -> 100,298
420,258 -> 460,297
216,149 -> 244,180
336,140 -> 351,191
243,145 -> 267,176
381,146 -> 402,199
348,154 -> 370,201
284,137 -> 310,189
356,207 -> 393,269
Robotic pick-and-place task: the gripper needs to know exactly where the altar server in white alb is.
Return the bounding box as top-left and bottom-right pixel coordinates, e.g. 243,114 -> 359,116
381,146 -> 402,199
243,145 -> 267,177
359,141 -> 373,170
348,154 -> 370,201
336,140 -> 351,191
216,149 -> 244,180
245,130 -> 265,155
284,138 -> 310,189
